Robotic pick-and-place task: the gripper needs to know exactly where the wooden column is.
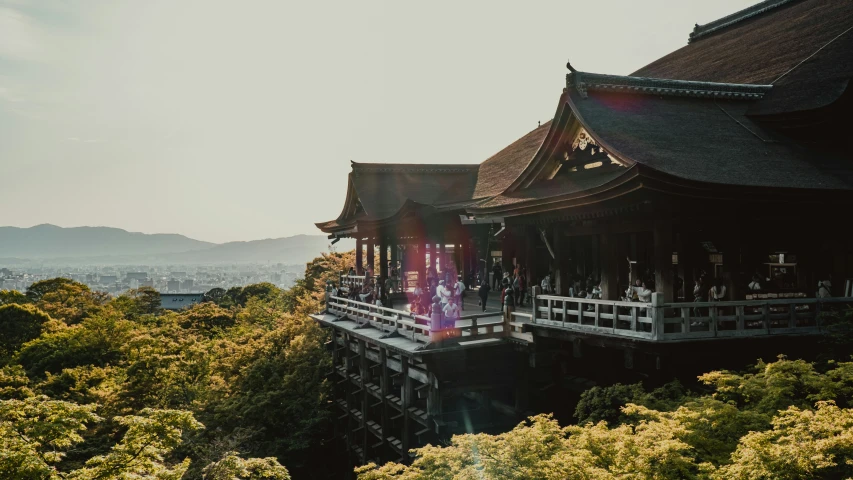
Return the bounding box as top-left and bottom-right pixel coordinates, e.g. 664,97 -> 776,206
379,239 -> 388,279
356,238 -> 363,275
358,340 -> 368,456
390,242 -> 398,270
654,220 -> 674,302
600,232 -> 618,300
380,348 -> 389,450
366,238 -> 375,274
439,241 -> 447,278
554,226 -> 564,296
420,239 -> 427,285
401,357 -> 412,462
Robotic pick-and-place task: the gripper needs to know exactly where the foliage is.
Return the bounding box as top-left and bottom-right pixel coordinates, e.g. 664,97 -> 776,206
715,401 -> 853,480
0,303 -> 52,358
202,451 -> 291,480
0,289 -> 30,306
25,278 -> 81,303
0,395 -> 101,479
36,281 -> 109,325
357,358 -> 853,480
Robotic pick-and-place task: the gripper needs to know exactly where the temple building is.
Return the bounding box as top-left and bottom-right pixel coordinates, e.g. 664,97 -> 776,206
311,0 -> 853,467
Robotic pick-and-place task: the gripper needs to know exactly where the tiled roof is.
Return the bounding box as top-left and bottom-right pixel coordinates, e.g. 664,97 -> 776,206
566,88 -> 853,190
633,0 -> 853,89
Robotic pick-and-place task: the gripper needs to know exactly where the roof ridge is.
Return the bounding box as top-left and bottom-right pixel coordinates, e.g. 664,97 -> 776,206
688,0 -> 799,43
351,163 -> 478,174
566,71 -> 772,100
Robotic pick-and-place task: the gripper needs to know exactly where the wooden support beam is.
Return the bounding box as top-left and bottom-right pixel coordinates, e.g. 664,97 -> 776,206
367,239 -> 375,274
401,358 -> 412,462
654,220 -> 674,302
379,240 -> 388,279
356,238 -> 364,275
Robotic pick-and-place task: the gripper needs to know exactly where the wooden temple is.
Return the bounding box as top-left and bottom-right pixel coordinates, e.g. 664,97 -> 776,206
311,0 -> 853,467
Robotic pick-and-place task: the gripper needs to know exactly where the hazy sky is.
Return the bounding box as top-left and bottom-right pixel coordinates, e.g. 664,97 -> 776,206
1,0 -> 757,243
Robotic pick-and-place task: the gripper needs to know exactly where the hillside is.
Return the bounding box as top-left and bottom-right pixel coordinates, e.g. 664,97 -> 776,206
0,225 -> 353,265
0,224 -> 213,258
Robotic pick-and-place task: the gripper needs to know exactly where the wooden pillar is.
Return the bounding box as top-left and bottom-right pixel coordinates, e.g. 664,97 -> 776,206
553,226 -> 564,296
401,357 -> 412,462
439,241 -> 447,278
390,241 -> 398,270
379,239 -> 388,279
600,232 -> 618,300
654,220 -> 674,302
380,348 -> 389,449
366,238 -> 375,274
358,340 -> 368,456
420,239 -> 428,285
356,238 -> 363,275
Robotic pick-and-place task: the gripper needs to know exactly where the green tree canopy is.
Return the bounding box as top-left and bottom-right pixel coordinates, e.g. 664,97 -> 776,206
0,303 -> 52,359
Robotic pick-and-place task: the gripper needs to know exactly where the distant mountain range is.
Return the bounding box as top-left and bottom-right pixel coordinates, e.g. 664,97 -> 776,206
0,225 -> 353,265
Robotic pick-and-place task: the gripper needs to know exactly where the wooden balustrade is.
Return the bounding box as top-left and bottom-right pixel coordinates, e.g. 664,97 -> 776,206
338,274 -> 368,293
326,296 -> 505,346
530,294 -> 852,342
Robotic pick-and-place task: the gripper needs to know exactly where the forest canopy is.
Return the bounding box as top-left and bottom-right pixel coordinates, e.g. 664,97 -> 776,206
0,249 -> 355,479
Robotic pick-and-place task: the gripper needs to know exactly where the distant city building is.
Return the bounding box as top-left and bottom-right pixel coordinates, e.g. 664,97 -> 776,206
158,293 -> 204,311
126,272 -> 148,281
99,275 -> 118,285
167,279 -> 180,292
180,279 -> 194,291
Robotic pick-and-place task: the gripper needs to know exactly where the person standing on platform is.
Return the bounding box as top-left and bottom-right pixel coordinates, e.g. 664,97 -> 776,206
492,262 -> 503,290
438,280 -> 452,306
817,275 -> 832,298
454,279 -> 466,311
478,279 -> 491,312
443,296 -> 461,328
517,268 -> 527,307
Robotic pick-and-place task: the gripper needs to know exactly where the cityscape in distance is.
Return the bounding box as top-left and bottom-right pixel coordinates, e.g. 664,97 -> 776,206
0,224 -> 354,294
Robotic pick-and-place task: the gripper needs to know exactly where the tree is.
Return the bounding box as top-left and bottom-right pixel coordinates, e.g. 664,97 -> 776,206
25,278 -> 80,303
716,401 -> 853,480
238,283 -> 281,307
0,304 -> 51,358
37,282 -> 108,325
117,286 -> 162,317
0,289 -> 30,306
17,310 -> 134,378
0,395 -> 101,479
203,287 -> 227,304
178,303 -> 235,333
203,451 -> 291,480
67,408 -> 203,480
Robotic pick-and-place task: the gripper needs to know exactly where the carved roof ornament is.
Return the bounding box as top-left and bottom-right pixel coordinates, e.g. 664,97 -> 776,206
554,128 -> 621,176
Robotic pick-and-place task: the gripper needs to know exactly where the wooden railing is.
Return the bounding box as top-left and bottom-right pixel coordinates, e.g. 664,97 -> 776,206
530,294 -> 853,342
338,274 -> 367,293
326,296 -> 506,347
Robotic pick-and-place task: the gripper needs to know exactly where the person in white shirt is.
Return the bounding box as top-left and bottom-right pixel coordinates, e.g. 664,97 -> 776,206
541,274 -> 552,294
442,297 -> 461,326
454,280 -> 466,310
438,280 -> 452,305
709,278 -> 727,302
637,281 -> 652,303
748,274 -> 762,293
817,277 -> 832,298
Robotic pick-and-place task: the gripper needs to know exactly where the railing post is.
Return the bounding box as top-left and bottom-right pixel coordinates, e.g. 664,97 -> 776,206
651,293 -> 665,340
471,316 -> 479,335
736,306 -> 745,331
531,286 -> 540,312
710,304 -> 718,337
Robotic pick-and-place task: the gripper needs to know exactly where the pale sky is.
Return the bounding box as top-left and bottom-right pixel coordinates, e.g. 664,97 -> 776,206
0,0 -> 756,243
